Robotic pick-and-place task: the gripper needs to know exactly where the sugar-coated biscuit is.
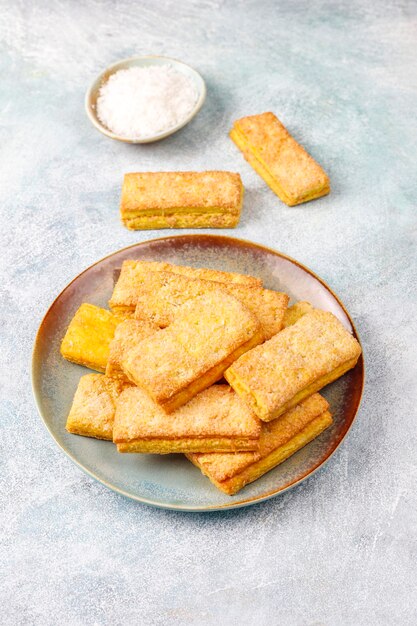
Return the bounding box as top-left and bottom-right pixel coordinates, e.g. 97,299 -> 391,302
132,271 -> 288,340
230,112 -> 330,206
109,259 -> 262,313
105,319 -> 159,381
113,385 -> 261,453
130,260 -> 262,287
122,291 -> 264,412
225,310 -> 361,421
282,301 -> 314,328
187,394 -> 332,494
60,303 -> 121,372
123,212 -> 240,230
120,171 -> 243,230
66,374 -> 131,440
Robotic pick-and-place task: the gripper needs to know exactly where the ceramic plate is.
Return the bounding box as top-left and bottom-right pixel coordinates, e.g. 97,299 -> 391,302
32,235 -> 364,511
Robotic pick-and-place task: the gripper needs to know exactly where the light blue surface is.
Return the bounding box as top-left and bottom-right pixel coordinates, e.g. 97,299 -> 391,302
1,1 -> 416,624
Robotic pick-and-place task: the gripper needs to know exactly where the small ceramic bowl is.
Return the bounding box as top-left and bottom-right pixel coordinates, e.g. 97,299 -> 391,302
85,55 -> 206,144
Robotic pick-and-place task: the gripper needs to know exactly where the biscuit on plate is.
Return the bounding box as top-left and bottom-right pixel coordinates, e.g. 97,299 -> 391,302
66,374 -> 130,440
60,303 -> 122,372
113,385 -> 261,453
109,259 -> 262,313
225,310 -> 361,421
105,319 -> 159,381
187,393 -> 332,494
131,260 -> 262,287
230,112 -> 330,206
282,301 -> 314,328
122,291 -> 264,413
120,171 -> 243,230
132,271 -> 288,340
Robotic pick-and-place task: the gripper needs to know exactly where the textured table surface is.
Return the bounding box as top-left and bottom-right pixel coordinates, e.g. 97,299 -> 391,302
1,1 -> 416,624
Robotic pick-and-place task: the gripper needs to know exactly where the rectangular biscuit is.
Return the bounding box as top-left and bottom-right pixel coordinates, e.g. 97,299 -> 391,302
119,260 -> 262,287
230,112 -> 330,206
225,310 -> 362,421
66,374 -> 130,440
122,291 -> 264,412
60,303 -> 122,372
120,171 -> 243,230
282,301 -> 314,328
133,271 -> 288,340
109,259 -> 262,313
105,319 -> 159,381
187,394 -> 332,494
113,385 -> 261,453
123,212 -> 240,230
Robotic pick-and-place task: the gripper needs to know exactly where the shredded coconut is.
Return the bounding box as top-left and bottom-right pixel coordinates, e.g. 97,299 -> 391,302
96,65 -> 199,139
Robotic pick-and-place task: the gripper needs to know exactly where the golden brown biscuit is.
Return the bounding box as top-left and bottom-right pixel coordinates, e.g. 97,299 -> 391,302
230,112 -> 330,206
225,310 -> 361,421
123,212 -> 240,230
282,301 -> 314,328
109,259 -> 262,313
132,271 -> 288,340
113,385 -> 261,453
122,292 -> 264,412
60,303 -> 121,372
66,374 -> 130,440
120,171 -> 243,230
105,319 -> 159,381
187,394 -> 332,494
130,260 -> 262,287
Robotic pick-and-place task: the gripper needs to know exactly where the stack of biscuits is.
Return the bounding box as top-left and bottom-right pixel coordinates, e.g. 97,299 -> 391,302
61,260 -> 361,495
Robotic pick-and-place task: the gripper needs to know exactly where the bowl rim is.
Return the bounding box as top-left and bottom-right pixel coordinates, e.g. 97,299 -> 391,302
84,54 -> 207,144
31,234 -> 365,513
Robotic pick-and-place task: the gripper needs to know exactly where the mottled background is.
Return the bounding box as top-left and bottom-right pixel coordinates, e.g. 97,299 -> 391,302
1,1 -> 416,624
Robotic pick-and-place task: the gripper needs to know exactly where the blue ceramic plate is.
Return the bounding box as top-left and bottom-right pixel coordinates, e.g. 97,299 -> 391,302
32,235 -> 364,511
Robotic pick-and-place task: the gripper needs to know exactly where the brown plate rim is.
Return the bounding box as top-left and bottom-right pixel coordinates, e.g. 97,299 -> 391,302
31,234 -> 365,512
